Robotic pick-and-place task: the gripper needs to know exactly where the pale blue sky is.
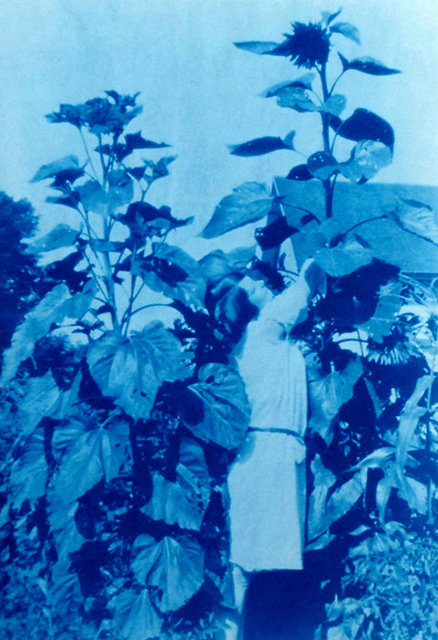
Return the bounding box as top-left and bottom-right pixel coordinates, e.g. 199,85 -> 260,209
0,0 -> 437,251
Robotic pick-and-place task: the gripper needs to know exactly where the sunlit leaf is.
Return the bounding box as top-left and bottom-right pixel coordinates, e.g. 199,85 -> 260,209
185,363 -> 251,449
339,53 -> 401,76
269,84 -> 320,112
330,22 -> 361,44
340,140 -> 392,183
199,246 -> 255,281
18,371 -> 61,434
395,375 -> 430,469
234,40 -> 280,55
201,182 -> 273,239
131,534 -> 204,612
314,236 -> 374,277
47,496 -> 84,562
25,224 -> 79,253
110,589 -> 162,640
320,94 -> 347,116
87,323 -> 192,420
325,474 -> 364,528
321,8 -> 342,25
262,74 -> 315,97
30,155 -> 81,182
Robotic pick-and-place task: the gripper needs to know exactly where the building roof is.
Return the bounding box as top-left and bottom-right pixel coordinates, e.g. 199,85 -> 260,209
274,179 -> 438,275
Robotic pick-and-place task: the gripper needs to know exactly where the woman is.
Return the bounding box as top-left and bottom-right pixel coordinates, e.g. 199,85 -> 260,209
226,259 -> 323,639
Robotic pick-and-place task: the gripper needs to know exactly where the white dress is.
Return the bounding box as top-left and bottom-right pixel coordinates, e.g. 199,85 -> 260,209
228,277 -> 309,571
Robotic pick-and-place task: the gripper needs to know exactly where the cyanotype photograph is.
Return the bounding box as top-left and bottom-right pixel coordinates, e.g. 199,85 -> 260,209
0,1 -> 437,639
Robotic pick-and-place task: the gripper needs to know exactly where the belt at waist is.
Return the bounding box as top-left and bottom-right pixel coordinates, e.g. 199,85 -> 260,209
248,427 -> 305,447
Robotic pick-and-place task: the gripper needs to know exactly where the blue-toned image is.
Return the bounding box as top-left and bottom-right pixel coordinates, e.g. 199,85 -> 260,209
0,2 -> 437,639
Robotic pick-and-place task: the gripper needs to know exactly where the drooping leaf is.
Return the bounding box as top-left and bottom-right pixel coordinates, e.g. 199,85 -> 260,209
0,283 -> 92,386
30,155 -> 81,182
307,151 -> 339,180
47,496 -> 85,562
201,182 -> 274,239
308,358 -> 363,444
131,534 -> 204,612
267,84 -> 320,112
330,22 -> 361,44
110,589 -> 162,640
25,224 -> 79,253
320,94 -> 347,116
262,74 -> 315,97
340,140 -> 393,183
255,216 -> 299,250
138,242 -> 206,307
185,363 -> 251,449
125,131 -> 170,150
390,197 -> 438,245
87,323 -> 192,420
286,164 -> 314,181
234,40 -> 280,55
9,429 -> 47,508
199,245 -> 255,281
339,53 -> 401,76
308,455 -> 337,541
321,8 -> 343,25
334,108 -> 395,149
229,136 -> 292,156
325,474 -> 364,528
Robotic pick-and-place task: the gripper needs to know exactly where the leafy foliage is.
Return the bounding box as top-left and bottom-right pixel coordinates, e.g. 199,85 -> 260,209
0,90 -> 254,640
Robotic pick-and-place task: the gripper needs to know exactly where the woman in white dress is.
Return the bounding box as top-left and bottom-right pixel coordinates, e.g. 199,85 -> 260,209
226,259 -> 322,638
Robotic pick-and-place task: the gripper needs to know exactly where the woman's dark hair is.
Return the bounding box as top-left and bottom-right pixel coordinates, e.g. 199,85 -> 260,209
206,274 -> 260,348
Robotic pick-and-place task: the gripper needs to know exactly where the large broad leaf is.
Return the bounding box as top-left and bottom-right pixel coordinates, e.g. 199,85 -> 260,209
340,140 -> 392,183
110,589 -> 162,640
314,236 -> 374,277
143,438 -> 211,530
330,22 -> 361,44
229,135 -> 294,156
308,358 -> 363,444
339,53 -> 401,76
31,155 -> 81,182
87,323 -> 192,420
390,197 -> 438,245
0,283 -> 94,386
201,182 -> 274,239
25,224 -> 79,253
53,416 -> 130,501
9,429 -> 47,508
77,171 -> 133,217
234,40 -> 280,55
199,245 -> 255,281
185,364 -> 250,449
334,108 -> 394,149
131,534 -> 204,612
263,74 -> 315,97
307,455 -> 337,541
320,94 -> 347,116
18,371 -> 61,435
138,242 -> 206,307
47,496 -> 84,562
325,474 -> 364,529
268,85 -> 319,112
359,280 -> 402,341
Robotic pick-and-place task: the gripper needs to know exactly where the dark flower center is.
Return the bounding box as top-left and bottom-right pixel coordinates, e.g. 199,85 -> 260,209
272,22 -> 330,69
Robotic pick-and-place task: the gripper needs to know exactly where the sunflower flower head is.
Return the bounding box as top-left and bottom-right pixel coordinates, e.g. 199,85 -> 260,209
271,22 -> 331,69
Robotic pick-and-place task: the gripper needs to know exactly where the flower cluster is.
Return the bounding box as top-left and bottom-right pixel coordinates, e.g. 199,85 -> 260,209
271,21 -> 330,69
46,90 -> 142,135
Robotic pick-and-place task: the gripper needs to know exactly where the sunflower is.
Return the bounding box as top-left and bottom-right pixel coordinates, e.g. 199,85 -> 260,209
270,22 -> 331,69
